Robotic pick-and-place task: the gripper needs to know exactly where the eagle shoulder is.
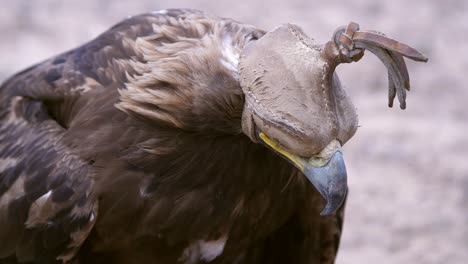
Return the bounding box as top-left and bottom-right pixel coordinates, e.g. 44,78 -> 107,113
0,9 -> 263,263
0,96 -> 97,263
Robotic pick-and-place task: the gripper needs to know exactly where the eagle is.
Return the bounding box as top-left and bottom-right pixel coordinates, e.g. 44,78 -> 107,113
0,9 -> 426,264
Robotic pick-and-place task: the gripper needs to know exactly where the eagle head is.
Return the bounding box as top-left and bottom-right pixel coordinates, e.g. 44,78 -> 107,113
238,22 -> 427,215
116,14 -> 427,215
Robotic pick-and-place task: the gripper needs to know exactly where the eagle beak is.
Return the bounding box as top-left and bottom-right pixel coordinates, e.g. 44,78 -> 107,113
259,133 -> 347,215
303,151 -> 348,215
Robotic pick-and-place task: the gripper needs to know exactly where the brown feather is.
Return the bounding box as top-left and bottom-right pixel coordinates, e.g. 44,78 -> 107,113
0,9 -> 344,264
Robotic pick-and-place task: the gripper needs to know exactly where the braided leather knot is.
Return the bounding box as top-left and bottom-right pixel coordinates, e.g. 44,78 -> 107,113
324,22 -> 428,109
333,22 -> 365,63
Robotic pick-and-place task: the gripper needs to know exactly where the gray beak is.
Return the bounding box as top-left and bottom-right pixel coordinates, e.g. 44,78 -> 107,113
257,133 -> 348,216
303,151 -> 348,215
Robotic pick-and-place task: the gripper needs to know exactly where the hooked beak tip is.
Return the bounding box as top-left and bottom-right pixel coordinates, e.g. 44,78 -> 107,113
303,151 -> 348,215
320,186 -> 348,215
256,133 -> 348,215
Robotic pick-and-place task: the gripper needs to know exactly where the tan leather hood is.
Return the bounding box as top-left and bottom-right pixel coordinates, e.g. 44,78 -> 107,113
239,24 -> 356,156
239,22 -> 427,157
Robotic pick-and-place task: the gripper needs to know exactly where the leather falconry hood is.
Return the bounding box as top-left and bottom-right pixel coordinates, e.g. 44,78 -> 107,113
239,22 -> 427,215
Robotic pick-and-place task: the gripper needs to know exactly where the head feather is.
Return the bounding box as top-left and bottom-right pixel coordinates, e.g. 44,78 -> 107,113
116,15 -> 263,134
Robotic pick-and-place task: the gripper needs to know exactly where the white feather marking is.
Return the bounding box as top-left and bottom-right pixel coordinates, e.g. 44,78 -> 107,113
40,190 -> 52,200
57,203 -> 98,263
220,60 -> 238,75
25,191 -> 52,227
70,77 -> 98,94
152,9 -> 168,15
6,96 -> 25,123
179,236 -> 228,264
199,236 -> 228,261
0,175 -> 25,208
222,36 -> 239,66
220,36 -> 240,79
0,158 -> 17,173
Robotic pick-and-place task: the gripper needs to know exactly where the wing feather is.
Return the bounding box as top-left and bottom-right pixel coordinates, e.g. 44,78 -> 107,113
0,96 -> 97,263
0,9 -> 211,262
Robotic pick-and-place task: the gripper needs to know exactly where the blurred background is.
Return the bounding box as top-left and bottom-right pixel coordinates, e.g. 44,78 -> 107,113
0,0 -> 466,263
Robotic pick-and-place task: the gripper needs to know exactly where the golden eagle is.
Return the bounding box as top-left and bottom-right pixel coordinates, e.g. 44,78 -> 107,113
0,9 -> 426,264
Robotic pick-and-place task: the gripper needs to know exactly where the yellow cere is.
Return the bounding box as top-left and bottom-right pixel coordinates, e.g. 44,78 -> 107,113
259,132 -> 304,171
307,156 -> 328,167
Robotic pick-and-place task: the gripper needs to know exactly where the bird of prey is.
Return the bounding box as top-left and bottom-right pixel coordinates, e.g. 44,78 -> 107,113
0,9 -> 427,264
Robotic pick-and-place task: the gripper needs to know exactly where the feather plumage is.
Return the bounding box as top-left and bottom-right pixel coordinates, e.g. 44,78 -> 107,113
0,9 -> 344,264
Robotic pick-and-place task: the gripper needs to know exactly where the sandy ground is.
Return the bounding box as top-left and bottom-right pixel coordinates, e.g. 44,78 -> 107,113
0,0 -> 467,263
